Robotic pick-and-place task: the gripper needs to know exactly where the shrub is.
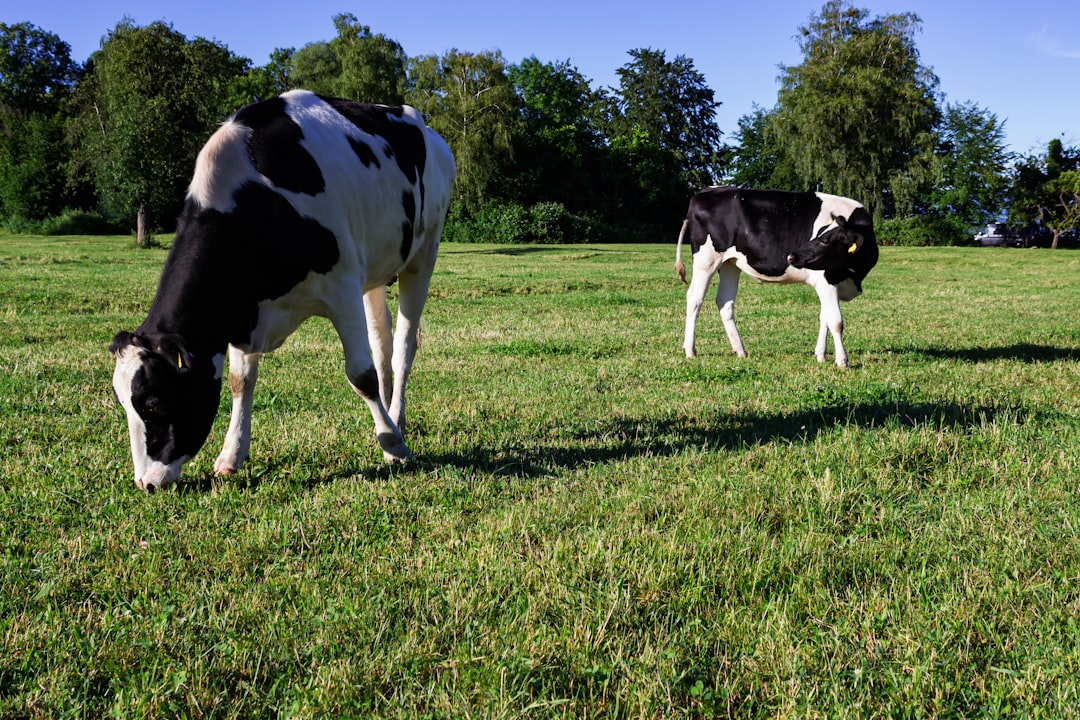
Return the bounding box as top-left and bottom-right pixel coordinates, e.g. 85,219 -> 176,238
876,215 -> 970,247
444,202 -> 601,244
1,209 -> 121,236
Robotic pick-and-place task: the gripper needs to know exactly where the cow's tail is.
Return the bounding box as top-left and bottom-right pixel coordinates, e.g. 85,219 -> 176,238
674,219 -> 690,284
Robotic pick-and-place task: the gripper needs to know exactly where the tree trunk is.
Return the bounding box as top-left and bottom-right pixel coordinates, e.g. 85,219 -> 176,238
136,203 -> 150,247
1051,232 -> 1060,250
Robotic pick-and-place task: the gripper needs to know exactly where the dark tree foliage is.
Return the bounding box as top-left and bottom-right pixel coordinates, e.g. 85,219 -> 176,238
328,13 -> 407,104
0,22 -> 79,118
728,105 -> 801,190
0,23 -> 82,223
1009,140 -> 1080,248
503,57 -> 607,214
609,48 -> 724,191
931,101 -> 1012,225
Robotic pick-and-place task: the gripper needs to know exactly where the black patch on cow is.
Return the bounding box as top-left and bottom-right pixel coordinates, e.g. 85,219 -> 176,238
400,190 -> 416,260
348,137 -> 381,169
233,96 -> 325,196
145,186 -> 340,350
350,366 -> 381,400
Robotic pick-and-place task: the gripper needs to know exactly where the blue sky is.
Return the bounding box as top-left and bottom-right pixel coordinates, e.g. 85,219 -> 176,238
7,0 -> 1078,156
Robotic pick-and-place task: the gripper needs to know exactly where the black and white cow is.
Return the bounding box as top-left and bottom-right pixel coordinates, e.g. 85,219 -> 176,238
111,90 -> 455,491
674,187 -> 878,368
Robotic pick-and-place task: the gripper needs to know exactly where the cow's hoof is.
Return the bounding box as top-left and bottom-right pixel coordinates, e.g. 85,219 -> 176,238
213,457 -> 239,475
377,433 -> 411,463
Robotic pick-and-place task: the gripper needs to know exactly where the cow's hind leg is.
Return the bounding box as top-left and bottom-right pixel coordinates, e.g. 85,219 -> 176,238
215,346 -> 259,475
387,240 -> 438,432
683,261 -> 715,358
331,289 -> 410,463
715,262 -> 747,358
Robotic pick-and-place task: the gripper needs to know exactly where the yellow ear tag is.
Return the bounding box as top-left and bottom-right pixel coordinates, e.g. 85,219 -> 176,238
848,244 -> 859,254
177,352 -> 184,369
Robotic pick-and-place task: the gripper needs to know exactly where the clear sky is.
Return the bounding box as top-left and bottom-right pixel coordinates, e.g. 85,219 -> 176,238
6,0 -> 1077,157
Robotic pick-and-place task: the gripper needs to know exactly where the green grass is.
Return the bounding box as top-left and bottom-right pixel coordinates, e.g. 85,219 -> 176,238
2,235 -> 1080,718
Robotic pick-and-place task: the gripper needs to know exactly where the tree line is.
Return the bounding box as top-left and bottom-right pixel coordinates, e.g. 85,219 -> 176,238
1,1 -> 1077,247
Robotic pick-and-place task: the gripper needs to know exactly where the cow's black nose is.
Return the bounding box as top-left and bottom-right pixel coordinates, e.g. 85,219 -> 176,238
145,483 -> 156,494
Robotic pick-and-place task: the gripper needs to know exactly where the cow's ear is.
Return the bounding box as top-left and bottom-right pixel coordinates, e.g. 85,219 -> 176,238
832,213 -> 848,230
153,335 -> 194,371
110,330 -> 148,357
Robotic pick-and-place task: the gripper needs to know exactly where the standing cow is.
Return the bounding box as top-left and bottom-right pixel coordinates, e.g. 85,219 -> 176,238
111,90 -> 455,491
675,187 -> 878,367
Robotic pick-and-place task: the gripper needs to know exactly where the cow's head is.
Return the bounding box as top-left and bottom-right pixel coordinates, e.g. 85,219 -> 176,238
110,331 -> 222,492
787,211 -> 879,295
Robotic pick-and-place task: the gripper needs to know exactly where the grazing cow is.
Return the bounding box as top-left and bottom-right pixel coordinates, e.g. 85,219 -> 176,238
674,187 -> 878,368
111,90 -> 455,491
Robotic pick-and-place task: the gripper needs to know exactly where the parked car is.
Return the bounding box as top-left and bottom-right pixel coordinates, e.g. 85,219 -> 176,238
974,223 -> 1020,247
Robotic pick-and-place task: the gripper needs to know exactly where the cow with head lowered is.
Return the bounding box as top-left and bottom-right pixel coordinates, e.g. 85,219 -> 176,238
111,90 -> 455,492
674,187 -> 878,368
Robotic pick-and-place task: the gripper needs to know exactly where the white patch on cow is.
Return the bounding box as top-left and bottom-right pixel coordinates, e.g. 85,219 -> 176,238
812,192 -> 864,236
111,344 -> 150,485
187,121 -> 258,212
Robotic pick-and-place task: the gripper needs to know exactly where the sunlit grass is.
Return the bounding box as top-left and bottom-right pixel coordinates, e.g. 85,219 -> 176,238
2,235 -> 1080,717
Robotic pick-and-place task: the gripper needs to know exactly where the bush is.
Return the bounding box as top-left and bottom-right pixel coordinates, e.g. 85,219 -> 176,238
444,202 -> 601,244
876,215 -> 970,246
1,209 -> 121,236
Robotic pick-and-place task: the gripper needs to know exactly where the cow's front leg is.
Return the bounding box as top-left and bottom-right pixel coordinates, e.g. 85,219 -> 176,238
332,300 -> 410,463
364,286 -> 393,409
814,284 -> 848,368
215,346 -> 259,475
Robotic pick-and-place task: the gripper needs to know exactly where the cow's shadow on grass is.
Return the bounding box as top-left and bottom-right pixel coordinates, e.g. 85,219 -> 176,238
420,398 -> 1038,480
904,343 -> 1079,363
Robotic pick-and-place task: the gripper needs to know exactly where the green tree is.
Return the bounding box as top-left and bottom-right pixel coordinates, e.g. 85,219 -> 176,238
328,13 -> 406,104
228,48 -> 294,107
1040,171 -> 1080,248
775,0 -> 940,220
289,40 -> 340,96
0,22 -> 79,118
504,57 -> 606,212
1010,140 -> 1080,248
0,22 -> 81,223
73,19 -> 245,245
407,49 -> 519,215
609,48 -> 723,191
728,104 -> 800,190
930,101 -> 1011,225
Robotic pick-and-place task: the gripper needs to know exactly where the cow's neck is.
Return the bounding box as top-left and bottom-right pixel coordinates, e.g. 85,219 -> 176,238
139,225 -> 241,364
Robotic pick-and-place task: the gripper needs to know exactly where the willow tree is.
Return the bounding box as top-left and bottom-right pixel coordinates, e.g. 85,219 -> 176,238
407,49 -> 518,215
775,1 -> 940,220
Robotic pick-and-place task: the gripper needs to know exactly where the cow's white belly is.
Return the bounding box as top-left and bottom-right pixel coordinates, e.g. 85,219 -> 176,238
719,246 -> 808,284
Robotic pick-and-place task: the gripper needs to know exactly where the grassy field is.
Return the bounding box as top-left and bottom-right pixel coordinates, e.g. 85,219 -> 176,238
2,234 -> 1080,718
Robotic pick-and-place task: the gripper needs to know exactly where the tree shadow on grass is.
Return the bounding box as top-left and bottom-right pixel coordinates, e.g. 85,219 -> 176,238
905,343 -> 1079,364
